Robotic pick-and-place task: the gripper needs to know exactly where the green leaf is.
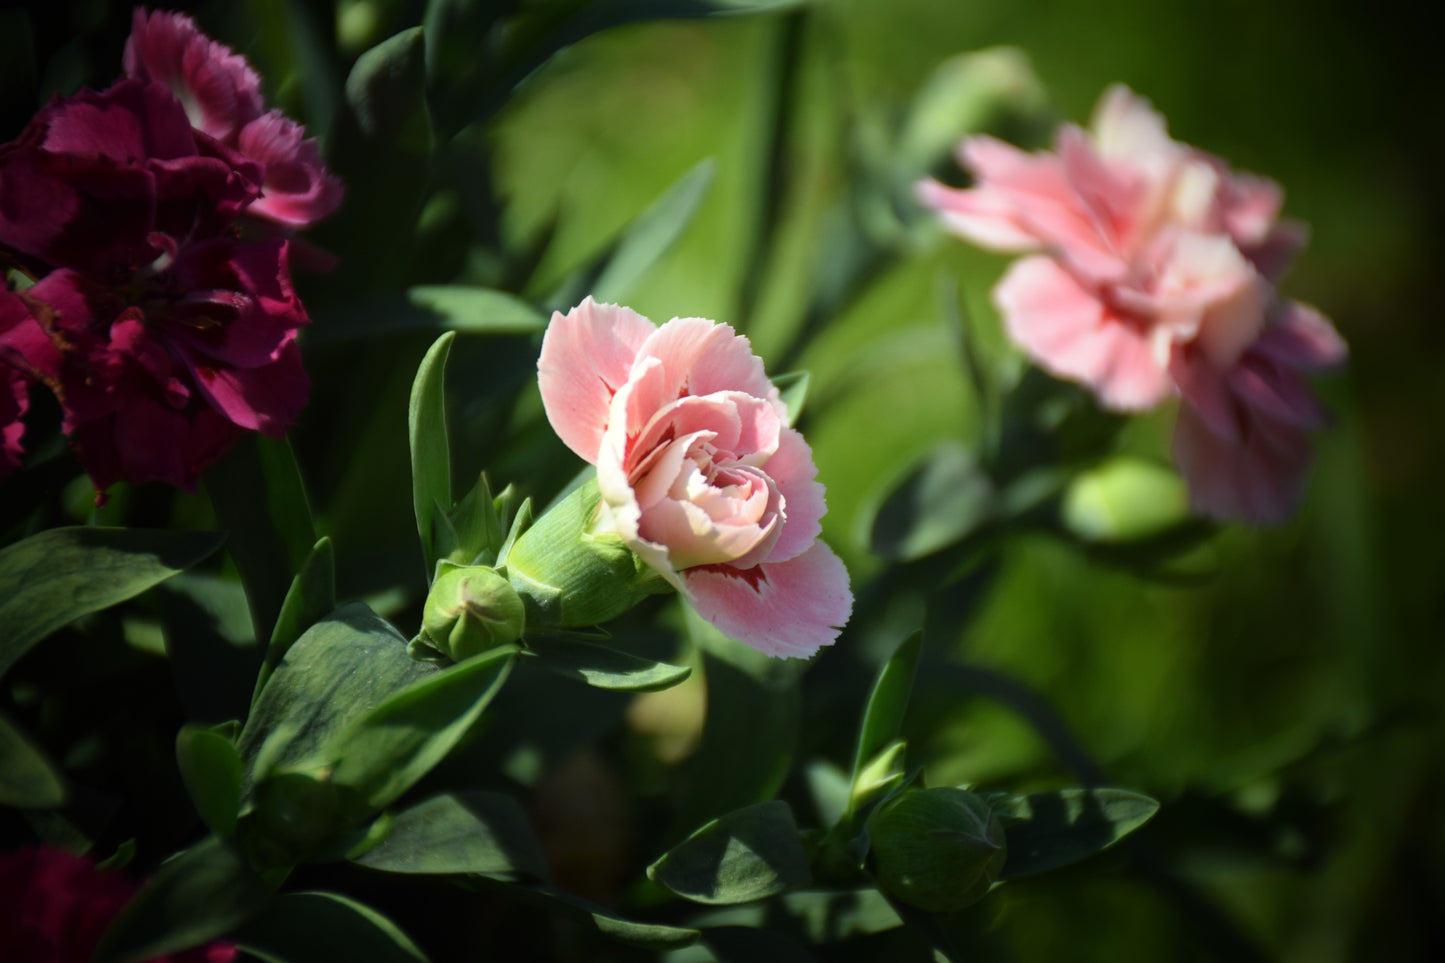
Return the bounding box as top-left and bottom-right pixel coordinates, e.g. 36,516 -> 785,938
206,435 -> 316,644
409,332 -> 456,576
345,27 -> 431,148
238,604 -> 440,789
253,537 -> 336,709
700,926 -> 818,962
94,835 -> 275,963
352,790 -> 549,879
323,645 -> 516,819
868,441 -> 995,561
771,370 -> 810,427
524,636 -> 691,692
176,725 -> 244,837
310,287 -> 545,345
988,788 -> 1160,878
591,157 -> 716,303
0,712 -> 65,808
778,888 -> 902,943
236,891 -> 428,963
648,800 -> 812,905
0,526 -> 224,678
473,879 -> 699,950
850,631 -> 922,790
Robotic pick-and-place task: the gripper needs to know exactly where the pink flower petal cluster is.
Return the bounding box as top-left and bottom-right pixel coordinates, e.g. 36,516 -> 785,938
918,85 -> 1347,523
0,10 -> 335,491
539,298 -> 852,658
0,845 -> 237,963
124,8 -> 343,228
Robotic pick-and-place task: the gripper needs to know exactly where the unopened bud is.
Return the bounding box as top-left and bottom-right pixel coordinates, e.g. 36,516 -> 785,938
867,787 -> 1007,912
420,565 -> 525,661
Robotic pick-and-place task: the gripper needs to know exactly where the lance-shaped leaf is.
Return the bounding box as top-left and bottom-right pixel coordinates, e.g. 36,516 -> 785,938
524,637 -> 691,692
850,631 -> 922,790
235,891 -> 429,963
252,537 -> 336,708
238,604 -> 440,789
176,725 -> 244,837
471,878 -> 700,950
94,835 -> 276,963
322,645 -> 516,820
410,332 -> 455,576
591,158 -> 716,303
0,712 -> 65,808
771,371 -> 810,428
310,286 -> 544,345
869,442 -> 996,562
988,788 -> 1160,878
352,790 -> 549,879
648,800 -> 812,905
0,527 -> 224,678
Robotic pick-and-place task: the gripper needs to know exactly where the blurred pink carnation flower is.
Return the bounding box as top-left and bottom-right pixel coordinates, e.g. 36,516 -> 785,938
918,85 -> 1346,523
0,845 -> 237,963
124,7 -> 343,228
539,297 -> 852,658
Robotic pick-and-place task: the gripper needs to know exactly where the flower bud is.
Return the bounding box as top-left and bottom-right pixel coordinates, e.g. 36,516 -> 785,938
1061,457 -> 1190,543
867,787 -> 1007,913
503,479 -> 669,632
419,564 -> 526,661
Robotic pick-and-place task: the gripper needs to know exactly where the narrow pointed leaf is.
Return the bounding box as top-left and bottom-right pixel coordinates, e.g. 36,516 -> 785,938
409,332 -> 455,575
176,725 -> 244,837
851,632 -> 922,785
253,537 -> 336,708
352,791 -> 549,879
868,442 -> 995,561
323,646 -> 516,819
988,788 -> 1160,878
592,158 -> 716,303
0,712 -> 66,808
0,527 -> 224,678
235,891 -> 429,963
771,370 -> 810,427
94,835 -> 275,963
648,800 -> 812,905
524,637 -> 691,692
310,286 -> 545,345
472,878 -> 699,950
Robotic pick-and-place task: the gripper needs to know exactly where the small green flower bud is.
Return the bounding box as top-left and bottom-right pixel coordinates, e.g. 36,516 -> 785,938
420,564 -> 526,661
867,787 -> 1007,913
1062,458 -> 1189,543
503,478 -> 669,632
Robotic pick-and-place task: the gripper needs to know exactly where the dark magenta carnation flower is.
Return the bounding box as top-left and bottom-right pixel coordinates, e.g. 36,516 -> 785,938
124,8 -> 343,228
0,845 -> 237,963
0,291 -> 39,478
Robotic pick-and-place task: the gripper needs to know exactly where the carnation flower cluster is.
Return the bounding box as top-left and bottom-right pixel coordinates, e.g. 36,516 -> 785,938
919,86 -> 1347,523
0,9 -> 340,492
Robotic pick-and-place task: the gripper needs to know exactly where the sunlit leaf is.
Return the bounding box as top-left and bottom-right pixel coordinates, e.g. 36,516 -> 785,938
850,631 -> 922,788
352,790 -> 549,879
592,158 -> 716,303
310,287 -> 545,345
253,537 -> 336,708
409,332 -> 456,577
524,636 -> 691,692
648,800 -> 812,904
988,788 -> 1160,878
868,441 -> 995,561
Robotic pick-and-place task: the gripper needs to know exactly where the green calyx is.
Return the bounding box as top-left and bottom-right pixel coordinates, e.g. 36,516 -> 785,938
417,564 -> 526,661
867,787 -> 1008,913
502,477 -> 671,633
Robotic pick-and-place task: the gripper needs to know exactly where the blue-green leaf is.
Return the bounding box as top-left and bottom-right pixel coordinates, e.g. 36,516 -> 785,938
0,527 -> 224,679
648,800 -> 812,905
409,332 -> 456,577
850,631 -> 922,789
253,537 -> 336,709
352,791 -> 549,879
0,712 -> 65,808
176,725 -> 244,837
524,637 -> 691,692
988,788 -> 1160,878
236,891 -> 429,963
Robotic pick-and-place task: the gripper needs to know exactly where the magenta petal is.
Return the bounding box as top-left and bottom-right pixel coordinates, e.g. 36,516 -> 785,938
1172,402 -> 1311,526
994,255 -> 1174,410
236,112 -> 344,227
123,8 -> 264,141
539,298 -> 656,462
683,541 -> 852,659
186,338 -> 308,435
1252,300 -> 1347,370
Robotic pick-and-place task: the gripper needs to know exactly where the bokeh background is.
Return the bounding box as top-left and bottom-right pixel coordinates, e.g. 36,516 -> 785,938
3,1 -> 1440,960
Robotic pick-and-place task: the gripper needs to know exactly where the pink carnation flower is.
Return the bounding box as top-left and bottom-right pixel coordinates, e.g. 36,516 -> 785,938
538,298 -> 852,658
0,845 -> 237,963
919,85 -> 1346,523
124,8 -> 343,228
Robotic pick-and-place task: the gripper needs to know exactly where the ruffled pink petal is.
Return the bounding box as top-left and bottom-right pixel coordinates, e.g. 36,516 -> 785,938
683,541 -> 852,659
1169,348 -> 1241,443
236,112 -> 345,227
915,178 -> 1045,252
539,298 -> 656,462
632,316 -> 777,405
994,255 -> 1174,410
1152,231 -> 1269,368
761,427 -> 825,564
1172,400 -> 1312,526
1090,85 -> 1177,166
123,9 -> 264,141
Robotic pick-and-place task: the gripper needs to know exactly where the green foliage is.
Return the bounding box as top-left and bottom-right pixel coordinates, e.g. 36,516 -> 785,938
409,332 -> 457,576
235,891 -> 430,963
648,800 -> 813,904
869,443 -> 995,562
0,526 -> 224,678
176,725 -> 244,837
0,712 -> 65,808
352,790 -> 550,879
523,635 -> 692,692
589,157 -> 716,305
988,788 -> 1160,878
254,537 -> 337,708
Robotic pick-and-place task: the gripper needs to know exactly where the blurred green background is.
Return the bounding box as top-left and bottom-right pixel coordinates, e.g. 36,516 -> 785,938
4,0 -> 1440,960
